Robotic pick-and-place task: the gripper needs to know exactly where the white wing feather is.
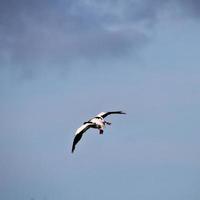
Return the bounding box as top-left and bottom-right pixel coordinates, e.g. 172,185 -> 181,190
75,124 -> 91,135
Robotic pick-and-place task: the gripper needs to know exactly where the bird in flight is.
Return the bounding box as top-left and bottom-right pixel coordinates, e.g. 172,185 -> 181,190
71,111 -> 126,153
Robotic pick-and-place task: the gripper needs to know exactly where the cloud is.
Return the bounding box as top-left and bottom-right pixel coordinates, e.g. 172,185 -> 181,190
178,0 -> 200,17
0,0 -> 199,73
0,0 -> 148,70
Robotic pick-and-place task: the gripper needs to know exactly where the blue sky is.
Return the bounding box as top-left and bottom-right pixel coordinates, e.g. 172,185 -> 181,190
0,1 -> 200,200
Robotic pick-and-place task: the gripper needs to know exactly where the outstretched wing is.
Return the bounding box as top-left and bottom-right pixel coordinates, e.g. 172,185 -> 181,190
71,123 -> 93,153
96,111 -> 126,119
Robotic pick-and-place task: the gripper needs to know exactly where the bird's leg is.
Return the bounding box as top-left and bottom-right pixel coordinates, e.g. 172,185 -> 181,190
99,129 -> 104,134
105,121 -> 111,125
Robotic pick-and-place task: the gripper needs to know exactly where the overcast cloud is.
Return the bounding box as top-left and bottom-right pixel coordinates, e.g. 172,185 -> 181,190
0,0 -> 200,72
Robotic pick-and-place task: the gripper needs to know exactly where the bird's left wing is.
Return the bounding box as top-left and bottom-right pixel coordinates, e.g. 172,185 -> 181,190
96,111 -> 126,119
71,123 -> 93,153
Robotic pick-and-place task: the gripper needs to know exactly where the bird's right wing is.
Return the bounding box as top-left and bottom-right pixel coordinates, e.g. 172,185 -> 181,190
71,123 -> 93,153
96,111 -> 126,118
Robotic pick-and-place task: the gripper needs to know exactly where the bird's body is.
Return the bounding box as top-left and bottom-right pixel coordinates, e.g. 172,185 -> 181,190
71,111 -> 126,153
86,117 -> 105,129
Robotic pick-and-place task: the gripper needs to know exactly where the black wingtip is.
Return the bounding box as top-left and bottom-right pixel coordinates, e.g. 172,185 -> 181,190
111,111 -> 126,114
71,145 -> 75,153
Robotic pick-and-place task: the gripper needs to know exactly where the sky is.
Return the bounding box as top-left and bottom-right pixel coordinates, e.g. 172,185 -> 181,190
0,0 -> 200,200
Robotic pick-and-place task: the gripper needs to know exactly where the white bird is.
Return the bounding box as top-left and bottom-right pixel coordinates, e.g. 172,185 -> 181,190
71,111 -> 126,153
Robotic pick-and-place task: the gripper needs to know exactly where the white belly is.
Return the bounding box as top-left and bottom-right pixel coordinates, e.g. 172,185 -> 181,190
90,118 -> 104,128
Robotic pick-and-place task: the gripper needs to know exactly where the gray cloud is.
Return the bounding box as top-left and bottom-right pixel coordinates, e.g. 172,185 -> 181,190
0,0 -> 199,72
180,0 -> 200,17
0,0 -> 147,67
